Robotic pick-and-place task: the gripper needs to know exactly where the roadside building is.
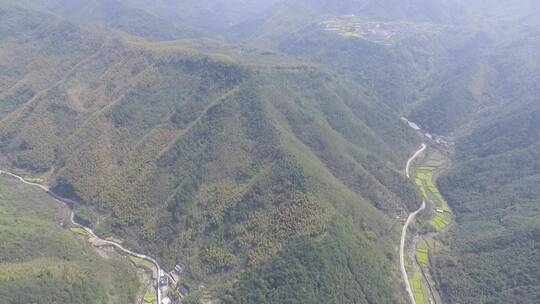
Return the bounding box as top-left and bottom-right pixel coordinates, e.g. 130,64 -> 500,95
162,297 -> 171,304
159,275 -> 169,287
178,285 -> 190,296
174,264 -> 184,275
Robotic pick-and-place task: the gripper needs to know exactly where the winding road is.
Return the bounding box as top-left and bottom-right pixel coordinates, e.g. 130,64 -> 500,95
0,169 -> 162,304
406,144 -> 426,179
2,140 -> 428,304
401,143 -> 427,304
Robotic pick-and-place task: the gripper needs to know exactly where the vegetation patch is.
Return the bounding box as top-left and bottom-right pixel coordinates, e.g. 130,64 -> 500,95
416,241 -> 430,267
24,176 -> 44,184
415,159 -> 453,229
129,256 -> 155,271
70,227 -> 91,238
409,265 -> 428,304
410,151 -> 454,302
199,246 -> 238,274
429,212 -> 451,232
143,286 -> 157,304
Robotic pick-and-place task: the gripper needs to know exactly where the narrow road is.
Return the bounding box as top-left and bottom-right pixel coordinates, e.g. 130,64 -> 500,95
406,144 -> 426,178
0,169 -> 162,304
401,143 -> 427,304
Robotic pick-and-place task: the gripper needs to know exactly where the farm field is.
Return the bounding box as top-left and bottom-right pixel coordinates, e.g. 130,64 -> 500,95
415,153 -> 453,232
416,240 -> 430,267
143,286 -> 157,304
130,256 -> 156,272
70,227 -> 92,238
407,148 -> 453,304
408,256 -> 429,304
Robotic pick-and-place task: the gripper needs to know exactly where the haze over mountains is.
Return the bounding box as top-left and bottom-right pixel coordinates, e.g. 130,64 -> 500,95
0,0 -> 538,303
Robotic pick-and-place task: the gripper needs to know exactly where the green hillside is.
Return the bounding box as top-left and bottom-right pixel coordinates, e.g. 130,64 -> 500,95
0,4 -> 420,302
257,2 -> 540,302
0,175 -> 139,304
426,3 -> 540,301
124,0 -> 282,33
225,0 -> 540,134
3,1 -> 538,303
434,94 -> 540,303
270,9 -> 501,131
4,0 -> 196,41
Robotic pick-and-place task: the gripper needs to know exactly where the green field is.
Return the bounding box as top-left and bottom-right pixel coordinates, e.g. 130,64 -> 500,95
408,152 -> 453,303
143,286 -> 157,304
24,176 -> 45,184
416,241 -> 430,267
429,213 -> 452,232
70,227 -> 92,238
406,240 -> 431,304
408,259 -> 428,304
415,178 -> 428,198
130,256 -> 155,271
415,162 -> 453,231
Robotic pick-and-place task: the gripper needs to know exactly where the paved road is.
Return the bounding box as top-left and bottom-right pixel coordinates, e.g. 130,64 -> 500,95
406,143 -> 427,179
0,169 -> 162,304
400,144 -> 427,304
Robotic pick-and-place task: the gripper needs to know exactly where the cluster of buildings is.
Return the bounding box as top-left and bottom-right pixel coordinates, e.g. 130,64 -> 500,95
160,264 -> 190,304
322,16 -> 399,43
433,135 -> 455,146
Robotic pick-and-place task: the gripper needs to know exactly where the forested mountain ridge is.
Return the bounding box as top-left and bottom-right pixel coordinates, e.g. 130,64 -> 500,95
2,0 -> 196,40
432,25 -> 540,302
2,0 -> 539,303
221,0 -> 540,134
232,1 -> 540,302
0,4 -> 421,302
435,105 -> 540,303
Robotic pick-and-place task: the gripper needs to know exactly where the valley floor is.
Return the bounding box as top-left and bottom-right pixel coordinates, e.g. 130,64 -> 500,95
406,145 -> 454,304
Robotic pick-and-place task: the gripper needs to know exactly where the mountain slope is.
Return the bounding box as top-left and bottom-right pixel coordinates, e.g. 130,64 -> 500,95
434,44 -> 540,301
0,174 -> 139,304
0,5 -> 420,302
436,105 -> 540,303
5,0 -> 196,41
123,0 -> 282,33
223,0 -> 539,134
428,4 -> 540,302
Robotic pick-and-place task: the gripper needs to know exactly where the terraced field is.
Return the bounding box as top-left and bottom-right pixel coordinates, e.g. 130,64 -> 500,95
416,240 -> 430,268
407,255 -> 429,304
415,161 -> 453,232
409,149 -> 453,304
